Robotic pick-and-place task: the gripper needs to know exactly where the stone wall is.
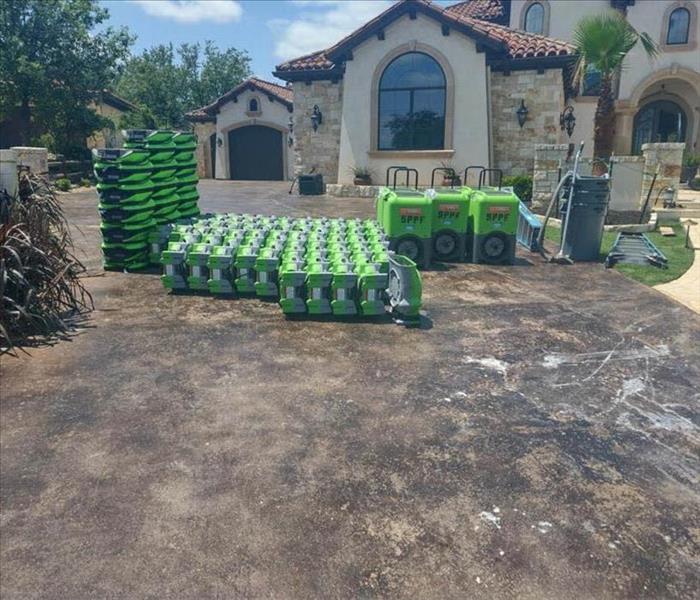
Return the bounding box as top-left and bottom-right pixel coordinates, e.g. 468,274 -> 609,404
640,143 -> 685,206
292,80 -> 343,184
12,146 -> 48,174
490,69 -> 565,175
532,142 -> 685,221
532,144 -> 571,207
192,122 -> 216,178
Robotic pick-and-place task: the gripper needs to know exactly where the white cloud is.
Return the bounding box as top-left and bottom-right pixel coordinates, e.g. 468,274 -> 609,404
131,0 -> 243,24
270,0 -> 393,61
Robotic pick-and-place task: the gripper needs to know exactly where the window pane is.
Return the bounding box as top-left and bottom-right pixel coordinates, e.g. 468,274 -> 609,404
379,90 -> 411,150
582,65 -> 602,96
413,89 -> 445,149
667,8 -> 690,44
380,52 -> 445,90
524,3 -> 544,34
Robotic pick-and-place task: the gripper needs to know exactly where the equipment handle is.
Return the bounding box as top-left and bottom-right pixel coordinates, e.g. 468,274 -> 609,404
478,168 -> 503,190
463,165 -> 485,188
430,167 -> 456,189
386,166 -> 408,187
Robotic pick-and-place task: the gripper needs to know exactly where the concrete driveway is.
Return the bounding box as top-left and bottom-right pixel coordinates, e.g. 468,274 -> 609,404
2,180 -> 699,599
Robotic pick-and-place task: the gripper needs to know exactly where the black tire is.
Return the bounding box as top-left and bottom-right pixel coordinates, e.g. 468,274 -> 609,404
480,232 -> 510,263
395,236 -> 423,263
433,230 -> 460,261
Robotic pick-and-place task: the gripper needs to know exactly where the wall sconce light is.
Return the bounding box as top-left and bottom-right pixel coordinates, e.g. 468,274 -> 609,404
216,135 -> 223,148
311,104 -> 323,132
516,99 -> 528,128
288,115 -> 294,135
288,135 -> 294,148
560,105 -> 576,138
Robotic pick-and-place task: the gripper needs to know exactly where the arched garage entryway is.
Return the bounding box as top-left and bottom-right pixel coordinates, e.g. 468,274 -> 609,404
227,125 -> 284,181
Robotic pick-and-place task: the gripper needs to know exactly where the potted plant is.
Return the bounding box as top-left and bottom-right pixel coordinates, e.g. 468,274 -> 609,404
440,161 -> 461,187
352,166 -> 373,186
681,153 -> 700,183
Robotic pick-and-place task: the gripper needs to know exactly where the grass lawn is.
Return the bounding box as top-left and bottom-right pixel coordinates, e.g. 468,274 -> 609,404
543,224 -> 695,287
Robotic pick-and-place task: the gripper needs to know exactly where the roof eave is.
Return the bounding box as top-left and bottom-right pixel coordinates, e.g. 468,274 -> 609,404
325,1 -> 505,64
487,53 -> 577,72
272,66 -> 345,83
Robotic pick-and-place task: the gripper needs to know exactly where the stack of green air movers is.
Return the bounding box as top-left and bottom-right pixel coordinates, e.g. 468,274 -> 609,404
93,148 -> 156,271
172,132 -> 200,218
159,214 -> 422,321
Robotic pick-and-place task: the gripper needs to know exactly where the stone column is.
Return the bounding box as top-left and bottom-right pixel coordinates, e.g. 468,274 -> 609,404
11,146 -> 48,175
532,143 -> 572,208
193,122 -> 216,178
641,142 -> 685,206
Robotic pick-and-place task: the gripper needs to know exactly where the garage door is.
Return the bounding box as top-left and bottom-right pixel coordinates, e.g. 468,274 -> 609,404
228,125 -> 283,181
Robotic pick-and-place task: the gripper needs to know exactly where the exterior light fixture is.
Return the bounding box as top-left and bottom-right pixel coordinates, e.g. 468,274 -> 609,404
288,135 -> 293,148
216,135 -> 223,148
516,99 -> 528,128
311,105 -> 323,132
288,115 -> 294,135
560,105 -> 576,138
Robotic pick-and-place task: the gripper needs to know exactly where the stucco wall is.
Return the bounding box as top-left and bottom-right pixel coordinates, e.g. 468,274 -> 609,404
511,1 -> 700,155
491,68 -> 565,175
336,12 -> 490,186
214,87 -> 293,180
292,80 -> 343,184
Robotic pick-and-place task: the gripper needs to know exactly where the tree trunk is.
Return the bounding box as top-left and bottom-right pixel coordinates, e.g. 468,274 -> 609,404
593,75 -> 615,175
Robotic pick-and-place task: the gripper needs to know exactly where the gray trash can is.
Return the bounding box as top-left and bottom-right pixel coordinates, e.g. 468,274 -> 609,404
560,175 -> 610,261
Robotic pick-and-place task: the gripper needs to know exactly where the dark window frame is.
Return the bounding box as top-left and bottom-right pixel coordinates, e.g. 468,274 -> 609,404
666,7 -> 690,45
248,98 -> 259,112
377,52 -> 447,151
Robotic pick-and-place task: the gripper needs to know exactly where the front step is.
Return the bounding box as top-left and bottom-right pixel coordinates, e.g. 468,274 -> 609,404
655,207 -> 700,222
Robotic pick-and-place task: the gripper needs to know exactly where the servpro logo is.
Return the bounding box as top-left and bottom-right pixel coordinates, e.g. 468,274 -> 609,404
399,208 -> 423,216
438,204 -> 459,212
487,206 -> 511,215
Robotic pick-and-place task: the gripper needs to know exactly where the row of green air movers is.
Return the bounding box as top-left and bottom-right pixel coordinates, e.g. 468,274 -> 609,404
376,167 -> 520,268
92,129 -> 200,271
158,214 -> 423,321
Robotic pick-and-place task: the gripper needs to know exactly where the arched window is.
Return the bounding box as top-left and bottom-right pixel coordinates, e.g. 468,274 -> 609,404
524,2 -> 545,34
632,100 -> 687,154
248,98 -> 259,113
667,7 -> 690,45
378,52 -> 446,151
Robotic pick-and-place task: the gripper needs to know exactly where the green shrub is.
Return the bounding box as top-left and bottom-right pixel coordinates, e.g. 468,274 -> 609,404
80,178 -> 91,187
55,178 -> 71,192
503,174 -> 532,203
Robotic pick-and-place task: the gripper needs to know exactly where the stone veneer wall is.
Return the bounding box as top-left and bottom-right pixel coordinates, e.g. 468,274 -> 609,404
532,142 -> 685,220
640,143 -> 685,206
192,122 -> 216,178
490,69 -> 565,176
292,80 -> 343,184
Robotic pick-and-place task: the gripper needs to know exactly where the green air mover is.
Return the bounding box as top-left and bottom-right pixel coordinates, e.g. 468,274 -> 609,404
161,242 -> 188,289
279,258 -> 307,314
254,247 -> 281,297
305,258 -> 332,315
468,188 -> 519,265
234,245 -> 257,293
386,254 -> 422,320
185,243 -> 211,290
356,262 -> 387,316
207,246 -> 236,295
329,256 -> 358,316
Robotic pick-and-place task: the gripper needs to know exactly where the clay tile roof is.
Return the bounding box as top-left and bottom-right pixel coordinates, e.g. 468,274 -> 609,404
275,50 -> 335,73
185,77 -> 293,122
445,0 -> 506,22
274,0 -> 574,78
458,17 -> 574,58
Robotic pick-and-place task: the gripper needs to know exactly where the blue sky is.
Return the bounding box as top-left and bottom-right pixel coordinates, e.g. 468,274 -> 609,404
102,1 -> 451,83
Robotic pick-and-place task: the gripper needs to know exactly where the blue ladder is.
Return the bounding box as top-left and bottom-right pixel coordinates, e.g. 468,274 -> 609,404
517,201 -> 542,252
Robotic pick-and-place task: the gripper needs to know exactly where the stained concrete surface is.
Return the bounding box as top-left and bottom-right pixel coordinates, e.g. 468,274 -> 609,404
1,180 -> 699,599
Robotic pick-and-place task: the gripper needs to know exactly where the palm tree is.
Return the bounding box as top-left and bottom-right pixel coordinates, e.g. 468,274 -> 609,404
573,13 -> 657,166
